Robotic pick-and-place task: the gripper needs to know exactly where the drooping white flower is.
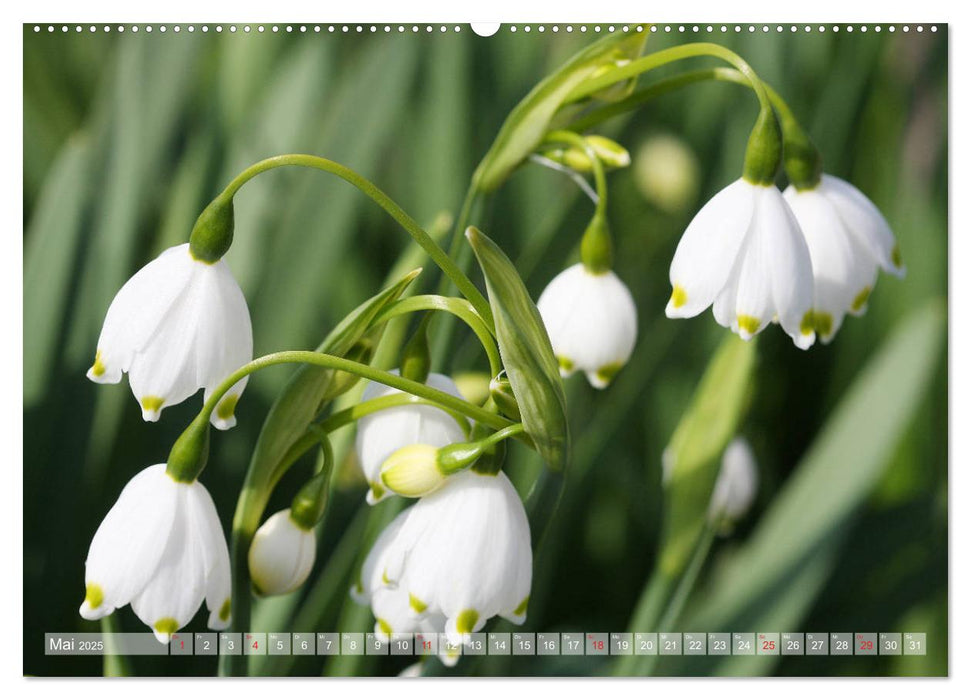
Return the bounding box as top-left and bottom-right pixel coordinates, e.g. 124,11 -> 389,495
708,437 -> 758,524
537,262 -> 638,388
79,464 -> 231,643
355,370 -> 466,504
248,509 -> 316,597
783,175 -> 905,342
374,470 -> 532,646
666,179 -> 816,349
86,243 -> 252,430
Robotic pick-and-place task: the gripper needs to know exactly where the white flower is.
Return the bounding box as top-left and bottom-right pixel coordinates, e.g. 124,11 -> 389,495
248,509 -> 316,597
708,437 -> 758,524
537,262 -> 637,388
79,464 -> 231,643
360,470 -> 532,647
783,175 -> 905,342
355,370 -> 466,504
86,243 -> 252,430
666,179 -> 816,349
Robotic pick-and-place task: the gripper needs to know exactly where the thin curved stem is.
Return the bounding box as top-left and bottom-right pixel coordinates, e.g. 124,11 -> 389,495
218,154 -> 493,330
564,43 -> 772,112
200,351 -> 511,436
567,67 -> 797,134
543,129 -> 608,217
374,294 -> 503,378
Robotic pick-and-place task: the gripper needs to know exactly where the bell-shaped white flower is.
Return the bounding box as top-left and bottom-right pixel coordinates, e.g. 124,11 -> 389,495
783,175 -> 905,342
377,469 -> 532,646
355,370 -> 466,504
708,437 -> 758,525
248,509 -> 316,597
86,243 -> 252,430
666,179 -> 816,349
537,262 -> 637,388
79,464 -> 231,643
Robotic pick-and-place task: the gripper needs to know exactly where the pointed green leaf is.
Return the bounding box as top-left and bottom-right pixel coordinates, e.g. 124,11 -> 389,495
675,300 -> 945,676
473,29 -> 648,192
465,227 -> 569,471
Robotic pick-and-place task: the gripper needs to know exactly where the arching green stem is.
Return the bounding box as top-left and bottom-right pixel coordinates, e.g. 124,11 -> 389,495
215,154 -> 493,329
564,42 -> 773,113
374,294 -> 503,378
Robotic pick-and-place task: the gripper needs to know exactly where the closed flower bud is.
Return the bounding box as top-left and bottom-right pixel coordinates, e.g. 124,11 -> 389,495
539,135 -> 631,173
537,262 -> 637,388
380,444 -> 447,498
248,509 -> 316,597
79,464 -> 231,643
783,175 -> 905,342
86,243 -> 252,429
666,179 -> 816,349
355,370 -> 466,504
708,438 -> 758,526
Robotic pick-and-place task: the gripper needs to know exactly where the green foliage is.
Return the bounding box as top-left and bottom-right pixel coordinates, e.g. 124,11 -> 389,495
466,227 -> 569,472
22,26 -> 947,678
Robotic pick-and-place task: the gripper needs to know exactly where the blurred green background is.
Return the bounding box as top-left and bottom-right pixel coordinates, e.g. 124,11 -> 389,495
23,24 -> 947,677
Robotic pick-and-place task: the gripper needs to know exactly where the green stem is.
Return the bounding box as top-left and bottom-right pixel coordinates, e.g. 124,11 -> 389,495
273,393 -> 475,489
543,130 -> 608,217
564,42 -> 772,112
201,351 -> 510,438
218,154 -> 493,329
375,294 -> 502,377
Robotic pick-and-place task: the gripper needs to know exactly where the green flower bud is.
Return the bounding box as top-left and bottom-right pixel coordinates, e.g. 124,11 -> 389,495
164,415 -> 211,483
539,135 -> 631,173
580,212 -> 613,274
489,375 -> 521,421
188,193 -> 235,264
742,107 -> 783,186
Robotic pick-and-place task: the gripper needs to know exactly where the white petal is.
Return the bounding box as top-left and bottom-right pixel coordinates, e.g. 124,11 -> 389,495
783,186 -> 877,342
130,484 -> 208,643
355,371 -> 465,484
537,264 -> 638,387
757,187 -> 815,349
185,482 -> 232,630
709,437 -> 759,522
89,245 -> 195,384
81,464 -> 179,619
248,509 -> 316,597
820,175 -> 905,277
667,179 -> 756,318
353,506 -> 412,603
394,471 -> 532,635
729,222 -> 772,341
372,587 -> 422,642
199,260 -> 253,429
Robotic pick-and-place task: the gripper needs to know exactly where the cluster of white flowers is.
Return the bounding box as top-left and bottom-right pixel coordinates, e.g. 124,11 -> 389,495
666,175 -> 903,348
80,243 -> 252,641
349,374 -> 533,668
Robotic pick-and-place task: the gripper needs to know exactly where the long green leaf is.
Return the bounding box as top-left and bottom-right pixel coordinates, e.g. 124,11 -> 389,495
465,226 -> 568,471
676,300 -> 945,676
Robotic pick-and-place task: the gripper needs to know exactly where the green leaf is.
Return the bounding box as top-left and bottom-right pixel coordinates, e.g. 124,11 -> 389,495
473,29 -> 647,192
246,268 -> 423,498
660,334 -> 757,578
677,300 -> 945,675
23,135 -> 92,406
465,226 -> 569,471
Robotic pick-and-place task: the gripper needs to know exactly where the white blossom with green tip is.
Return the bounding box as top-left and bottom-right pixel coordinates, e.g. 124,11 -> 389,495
79,464 -> 231,643
666,179 -> 816,349
86,243 -> 252,429
783,174 -> 905,343
248,509 -> 316,597
537,262 -> 637,388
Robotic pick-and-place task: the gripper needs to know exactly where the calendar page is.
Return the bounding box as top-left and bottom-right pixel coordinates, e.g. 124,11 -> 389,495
21,19 -> 948,680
